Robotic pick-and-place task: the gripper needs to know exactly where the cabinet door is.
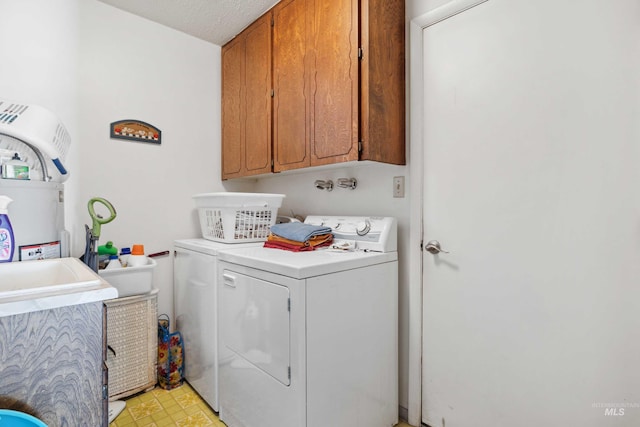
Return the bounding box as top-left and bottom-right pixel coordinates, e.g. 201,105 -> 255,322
308,0 -> 359,166
221,36 -> 244,179
244,13 -> 273,175
273,0 -> 310,172
360,0 -> 406,165
221,13 -> 272,180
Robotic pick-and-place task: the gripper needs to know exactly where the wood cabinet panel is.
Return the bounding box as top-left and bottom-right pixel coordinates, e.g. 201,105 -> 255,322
221,37 -> 244,178
308,0 -> 359,165
245,16 -> 272,173
273,0 -> 309,172
222,13 -> 273,180
360,0 -> 405,164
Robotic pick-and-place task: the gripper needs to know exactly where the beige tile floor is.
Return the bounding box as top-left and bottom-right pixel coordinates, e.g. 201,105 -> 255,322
110,382 -> 413,427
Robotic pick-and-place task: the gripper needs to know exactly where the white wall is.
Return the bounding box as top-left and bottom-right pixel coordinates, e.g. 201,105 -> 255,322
0,0 -> 81,242
76,1 -> 233,318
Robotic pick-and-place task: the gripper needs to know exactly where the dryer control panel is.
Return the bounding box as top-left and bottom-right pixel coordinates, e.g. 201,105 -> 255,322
303,216 -> 397,253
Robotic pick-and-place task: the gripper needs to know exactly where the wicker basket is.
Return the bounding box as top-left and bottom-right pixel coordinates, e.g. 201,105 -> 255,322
106,289 -> 158,400
193,192 -> 285,243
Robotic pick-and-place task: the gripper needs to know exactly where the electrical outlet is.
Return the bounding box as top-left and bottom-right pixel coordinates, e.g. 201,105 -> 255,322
393,176 -> 405,198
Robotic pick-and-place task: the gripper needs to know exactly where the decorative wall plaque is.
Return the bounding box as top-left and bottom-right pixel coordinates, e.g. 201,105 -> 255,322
110,120 -> 161,144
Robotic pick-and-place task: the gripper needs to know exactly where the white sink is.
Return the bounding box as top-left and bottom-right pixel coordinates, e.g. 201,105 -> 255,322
0,257 -> 118,317
0,257 -> 101,296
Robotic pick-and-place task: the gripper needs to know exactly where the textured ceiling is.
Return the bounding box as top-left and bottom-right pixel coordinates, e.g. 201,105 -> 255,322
97,0 -> 280,46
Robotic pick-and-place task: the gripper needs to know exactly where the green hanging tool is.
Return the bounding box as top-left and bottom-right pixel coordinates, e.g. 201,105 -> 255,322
83,197 -> 117,272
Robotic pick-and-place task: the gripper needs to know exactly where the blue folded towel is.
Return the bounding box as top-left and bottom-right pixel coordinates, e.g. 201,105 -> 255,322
270,223 -> 332,243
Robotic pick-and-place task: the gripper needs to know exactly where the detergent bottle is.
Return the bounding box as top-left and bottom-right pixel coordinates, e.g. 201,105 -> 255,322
127,244 -> 148,267
0,195 -> 15,263
119,247 -> 131,267
104,254 -> 123,270
98,241 -> 118,256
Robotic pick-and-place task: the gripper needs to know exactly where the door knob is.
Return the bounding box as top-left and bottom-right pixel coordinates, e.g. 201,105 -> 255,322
425,240 -> 449,254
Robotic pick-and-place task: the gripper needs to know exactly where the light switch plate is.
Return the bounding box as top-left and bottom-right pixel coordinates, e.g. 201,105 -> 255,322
393,176 -> 405,198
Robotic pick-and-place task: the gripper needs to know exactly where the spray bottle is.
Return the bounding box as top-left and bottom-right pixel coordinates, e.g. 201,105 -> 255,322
0,195 -> 15,263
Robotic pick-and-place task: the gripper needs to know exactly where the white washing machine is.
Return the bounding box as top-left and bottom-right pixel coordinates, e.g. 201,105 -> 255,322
217,216 -> 399,427
173,238 -> 262,411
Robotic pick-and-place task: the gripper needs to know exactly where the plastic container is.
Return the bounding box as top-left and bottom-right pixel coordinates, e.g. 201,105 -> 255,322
0,195 -> 15,263
120,247 -> 131,267
127,244 -> 147,268
0,409 -> 47,426
193,192 -> 285,243
99,257 -> 157,298
105,254 -> 122,270
1,153 -> 29,180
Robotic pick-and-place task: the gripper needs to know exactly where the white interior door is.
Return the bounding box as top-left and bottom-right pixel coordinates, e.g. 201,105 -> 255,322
421,0 -> 640,426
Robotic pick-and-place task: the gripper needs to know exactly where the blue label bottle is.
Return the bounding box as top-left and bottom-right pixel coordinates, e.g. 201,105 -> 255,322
0,195 -> 15,262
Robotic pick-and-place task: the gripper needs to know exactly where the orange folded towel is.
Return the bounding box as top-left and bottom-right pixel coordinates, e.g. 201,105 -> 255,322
264,232 -> 333,251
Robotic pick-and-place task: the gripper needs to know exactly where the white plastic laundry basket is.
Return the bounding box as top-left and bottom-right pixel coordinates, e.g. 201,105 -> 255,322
193,192 -> 285,243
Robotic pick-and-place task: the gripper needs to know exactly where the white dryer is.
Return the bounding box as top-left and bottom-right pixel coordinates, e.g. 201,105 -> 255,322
217,216 -> 399,427
173,238 -> 261,411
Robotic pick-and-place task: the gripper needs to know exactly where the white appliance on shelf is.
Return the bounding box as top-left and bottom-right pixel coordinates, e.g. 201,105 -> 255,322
173,238 -> 263,411
0,179 -> 69,262
0,100 -> 71,262
217,215 -> 399,427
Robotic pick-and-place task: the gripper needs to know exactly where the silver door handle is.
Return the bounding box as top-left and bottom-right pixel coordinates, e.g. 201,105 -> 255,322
425,240 -> 449,254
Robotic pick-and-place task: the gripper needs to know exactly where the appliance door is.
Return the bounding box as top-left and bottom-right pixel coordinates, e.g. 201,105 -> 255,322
219,265 -> 303,427
173,246 -> 219,410
221,270 -> 290,385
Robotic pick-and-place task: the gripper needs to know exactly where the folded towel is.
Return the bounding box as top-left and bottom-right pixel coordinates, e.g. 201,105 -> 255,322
264,232 -> 334,252
269,223 -> 332,243
264,240 -> 315,252
266,233 -> 333,248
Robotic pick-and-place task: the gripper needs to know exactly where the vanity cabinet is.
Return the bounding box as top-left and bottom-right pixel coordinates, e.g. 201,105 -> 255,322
221,0 -> 405,179
221,12 -> 273,180
0,302 -> 107,426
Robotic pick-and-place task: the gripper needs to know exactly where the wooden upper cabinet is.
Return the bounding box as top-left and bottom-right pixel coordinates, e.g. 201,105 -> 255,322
221,12 -> 273,180
272,0 -> 405,172
223,0 -> 405,178
273,0 -> 309,171
273,0 -> 360,172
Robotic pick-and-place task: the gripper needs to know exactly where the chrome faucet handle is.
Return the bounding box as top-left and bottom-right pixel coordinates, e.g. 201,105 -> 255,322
314,180 -> 333,191
337,178 -> 357,190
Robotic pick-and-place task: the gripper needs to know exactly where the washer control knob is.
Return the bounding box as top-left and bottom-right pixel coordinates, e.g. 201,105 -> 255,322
323,221 -> 339,230
356,220 -> 371,236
